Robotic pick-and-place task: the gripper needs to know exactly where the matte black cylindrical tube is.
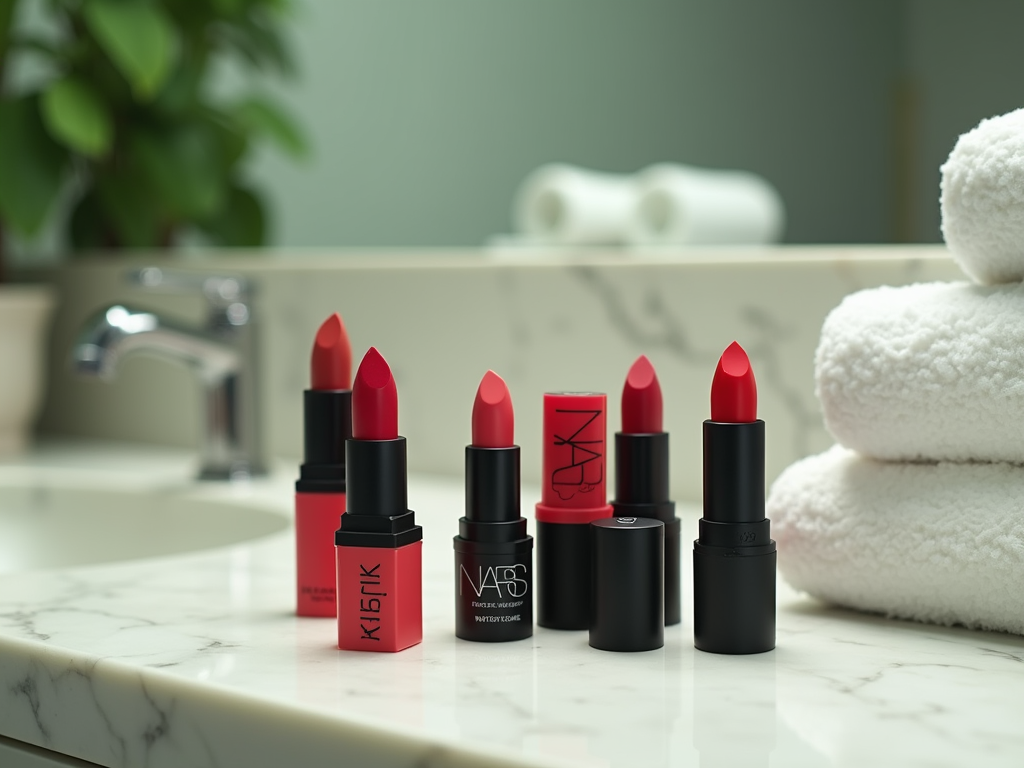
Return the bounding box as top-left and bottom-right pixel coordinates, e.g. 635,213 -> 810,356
295,389 -> 351,493
702,420 -> 765,524
345,437 -> 408,517
455,446 -> 533,642
590,517 -> 664,652
466,447 -> 520,523
336,437 -> 421,549
611,432 -> 680,626
536,521 -> 590,630
694,419 -> 775,654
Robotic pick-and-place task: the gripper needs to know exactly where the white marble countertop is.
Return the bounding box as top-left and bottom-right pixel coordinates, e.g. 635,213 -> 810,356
1,444 -> 1023,768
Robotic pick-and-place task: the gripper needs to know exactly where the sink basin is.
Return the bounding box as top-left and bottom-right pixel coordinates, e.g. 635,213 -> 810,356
0,477 -> 290,574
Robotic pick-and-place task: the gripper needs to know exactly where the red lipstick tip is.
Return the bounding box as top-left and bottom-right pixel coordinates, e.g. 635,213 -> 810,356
711,341 -> 757,423
352,346 -> 399,440
621,354 -> 663,434
472,370 -> 514,448
311,312 -> 352,390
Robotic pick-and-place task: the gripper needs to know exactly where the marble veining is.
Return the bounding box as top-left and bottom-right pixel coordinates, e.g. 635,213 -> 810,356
2,446 -> 1024,767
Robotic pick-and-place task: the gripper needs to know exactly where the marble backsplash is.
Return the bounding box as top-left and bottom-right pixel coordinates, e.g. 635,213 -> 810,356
38,246 -> 962,502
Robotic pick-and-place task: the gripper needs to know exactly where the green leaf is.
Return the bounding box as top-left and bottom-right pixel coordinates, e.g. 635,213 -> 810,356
210,0 -> 245,15
0,96 -> 67,236
221,14 -> 294,76
203,110 -> 248,169
41,77 -> 113,157
68,189 -> 108,250
201,183 -> 265,246
130,124 -> 226,219
96,167 -> 163,248
83,0 -> 177,99
234,95 -> 307,158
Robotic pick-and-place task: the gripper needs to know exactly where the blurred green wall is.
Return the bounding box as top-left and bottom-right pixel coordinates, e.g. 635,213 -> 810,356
248,1 -> 904,247
905,1 -> 1024,243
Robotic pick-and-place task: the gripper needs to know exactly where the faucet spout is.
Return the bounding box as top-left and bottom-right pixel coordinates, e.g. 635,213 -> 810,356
73,294 -> 266,481
74,305 -> 238,381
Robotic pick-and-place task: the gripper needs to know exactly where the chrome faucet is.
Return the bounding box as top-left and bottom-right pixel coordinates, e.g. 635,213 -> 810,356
72,268 -> 266,480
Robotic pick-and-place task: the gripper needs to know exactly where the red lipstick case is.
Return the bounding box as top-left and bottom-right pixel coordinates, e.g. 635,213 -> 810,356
295,389 -> 351,616
611,356 -> 680,626
694,343 -> 776,654
336,436 -> 422,652
455,372 -> 533,642
535,392 -> 613,630
335,347 -> 422,653
295,314 -> 352,617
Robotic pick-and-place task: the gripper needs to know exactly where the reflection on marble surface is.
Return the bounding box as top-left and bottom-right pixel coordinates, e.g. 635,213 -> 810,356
2,446 -> 1024,767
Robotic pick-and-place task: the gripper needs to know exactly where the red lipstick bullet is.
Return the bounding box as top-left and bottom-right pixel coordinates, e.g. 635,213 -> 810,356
472,370 -> 515,448
311,313 -> 352,391
535,391 -> 614,630
611,355 -> 680,626
351,347 -> 399,441
335,347 -> 423,653
454,371 -> 533,642
621,354 -> 663,434
694,341 -> 776,654
710,341 -> 757,423
295,313 -> 352,617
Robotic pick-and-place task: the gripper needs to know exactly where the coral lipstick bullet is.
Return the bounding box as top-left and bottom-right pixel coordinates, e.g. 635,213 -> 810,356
454,371 -> 533,642
295,313 -> 352,617
611,355 -> 680,626
694,341 -> 776,654
335,347 -> 422,653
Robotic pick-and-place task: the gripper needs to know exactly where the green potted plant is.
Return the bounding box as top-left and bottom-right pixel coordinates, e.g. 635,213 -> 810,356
0,0 -> 306,453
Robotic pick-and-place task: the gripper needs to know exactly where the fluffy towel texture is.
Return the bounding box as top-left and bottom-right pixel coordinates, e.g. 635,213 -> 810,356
768,445 -> 1024,634
626,163 -> 784,245
816,280 -> 1024,464
941,107 -> 1024,285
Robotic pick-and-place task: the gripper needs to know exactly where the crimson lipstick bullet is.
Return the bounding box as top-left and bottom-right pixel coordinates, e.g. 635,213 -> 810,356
611,355 -> 680,626
295,313 -> 352,617
335,347 -> 423,653
694,342 -> 776,654
454,371 -> 533,642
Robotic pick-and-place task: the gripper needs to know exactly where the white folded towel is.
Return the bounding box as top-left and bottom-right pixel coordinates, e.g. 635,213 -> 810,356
512,164 -> 637,246
626,163 -> 784,246
942,107 -> 1024,285
816,280 -> 1024,464
768,444 -> 1024,635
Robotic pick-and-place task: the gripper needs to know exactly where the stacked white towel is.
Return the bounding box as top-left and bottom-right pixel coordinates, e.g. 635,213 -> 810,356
767,106 -> 1024,635
941,107 -> 1024,285
769,446 -> 1024,635
817,280 -> 1024,464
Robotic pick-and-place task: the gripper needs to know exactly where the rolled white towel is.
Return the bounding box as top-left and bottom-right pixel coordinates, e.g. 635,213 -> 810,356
816,280 -> 1024,464
512,164 -> 638,246
941,107 -> 1024,285
768,445 -> 1024,635
626,163 -> 784,246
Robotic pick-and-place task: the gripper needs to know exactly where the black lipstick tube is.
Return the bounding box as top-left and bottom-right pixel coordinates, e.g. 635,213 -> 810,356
454,446 -> 533,642
296,389 -> 351,493
611,432 -> 680,626
693,420 -> 776,654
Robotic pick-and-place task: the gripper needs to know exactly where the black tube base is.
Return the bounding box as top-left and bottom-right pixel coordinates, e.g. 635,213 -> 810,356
296,389 -> 351,494
454,539 -> 533,642
537,520 -> 590,630
693,544 -> 776,654
612,501 -> 680,626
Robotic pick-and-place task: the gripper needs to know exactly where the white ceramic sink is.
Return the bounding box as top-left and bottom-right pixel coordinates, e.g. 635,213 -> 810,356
0,472 -> 290,574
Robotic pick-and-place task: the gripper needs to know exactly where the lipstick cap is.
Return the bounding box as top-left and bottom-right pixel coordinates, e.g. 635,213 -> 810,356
589,517 -> 664,652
